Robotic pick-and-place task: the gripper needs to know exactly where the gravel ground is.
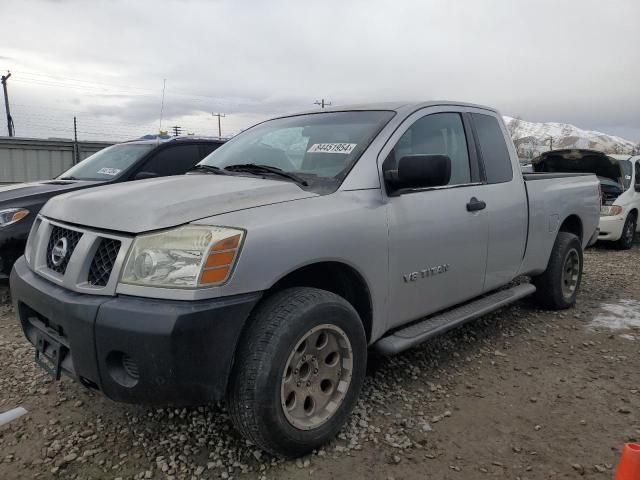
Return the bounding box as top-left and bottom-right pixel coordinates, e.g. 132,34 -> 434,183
1,242 -> 639,480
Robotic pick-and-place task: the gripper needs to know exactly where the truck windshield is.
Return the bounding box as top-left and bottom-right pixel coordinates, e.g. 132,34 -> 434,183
199,111 -> 395,191
58,143 -> 155,181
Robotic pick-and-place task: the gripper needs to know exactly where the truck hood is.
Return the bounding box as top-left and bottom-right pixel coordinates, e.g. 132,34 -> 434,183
532,149 -> 622,181
532,149 -> 625,203
41,174 -> 318,233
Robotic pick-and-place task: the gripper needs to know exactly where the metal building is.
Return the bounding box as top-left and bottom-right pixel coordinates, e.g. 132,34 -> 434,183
0,137 -> 113,183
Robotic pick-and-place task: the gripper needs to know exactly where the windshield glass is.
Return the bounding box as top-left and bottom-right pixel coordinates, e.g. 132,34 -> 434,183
58,143 -> 155,181
619,160 -> 632,189
199,111 -> 394,190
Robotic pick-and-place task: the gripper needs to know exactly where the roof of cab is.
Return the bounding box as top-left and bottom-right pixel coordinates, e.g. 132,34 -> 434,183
122,135 -> 228,145
294,100 -> 499,115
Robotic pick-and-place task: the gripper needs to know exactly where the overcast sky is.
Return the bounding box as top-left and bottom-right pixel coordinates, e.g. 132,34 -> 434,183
1,0 -> 639,142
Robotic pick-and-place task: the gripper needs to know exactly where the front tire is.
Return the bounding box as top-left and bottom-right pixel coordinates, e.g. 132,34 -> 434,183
227,287 -> 367,458
614,213 -> 636,250
533,232 -> 583,310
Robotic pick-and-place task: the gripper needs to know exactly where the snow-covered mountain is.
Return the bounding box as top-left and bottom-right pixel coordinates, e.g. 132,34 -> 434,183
503,116 -> 637,159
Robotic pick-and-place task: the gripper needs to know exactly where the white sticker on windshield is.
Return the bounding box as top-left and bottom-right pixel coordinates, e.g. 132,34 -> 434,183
97,167 -> 121,176
307,143 -> 357,154
626,175 -> 632,180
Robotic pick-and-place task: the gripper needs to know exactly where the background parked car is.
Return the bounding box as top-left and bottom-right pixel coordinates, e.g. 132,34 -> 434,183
532,150 -> 640,249
0,136 -> 226,277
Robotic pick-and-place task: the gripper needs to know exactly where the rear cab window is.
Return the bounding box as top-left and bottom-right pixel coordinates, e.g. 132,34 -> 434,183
471,113 -> 513,184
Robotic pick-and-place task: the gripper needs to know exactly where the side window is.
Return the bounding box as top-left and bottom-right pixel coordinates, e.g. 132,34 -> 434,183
635,163 -> 640,188
471,113 -> 513,184
140,145 -> 201,176
391,112 -> 471,185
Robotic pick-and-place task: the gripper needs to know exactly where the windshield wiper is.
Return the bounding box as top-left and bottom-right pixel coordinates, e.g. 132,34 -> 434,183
58,176 -> 78,180
187,164 -> 231,175
223,164 -> 308,186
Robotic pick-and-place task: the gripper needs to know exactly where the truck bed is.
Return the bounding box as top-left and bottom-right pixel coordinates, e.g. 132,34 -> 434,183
519,172 -> 600,276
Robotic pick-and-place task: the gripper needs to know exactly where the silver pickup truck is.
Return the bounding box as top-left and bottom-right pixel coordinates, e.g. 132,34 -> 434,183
11,101 -> 600,457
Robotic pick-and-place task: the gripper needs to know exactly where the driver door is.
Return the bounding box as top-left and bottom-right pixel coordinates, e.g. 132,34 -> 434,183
383,108 -> 489,329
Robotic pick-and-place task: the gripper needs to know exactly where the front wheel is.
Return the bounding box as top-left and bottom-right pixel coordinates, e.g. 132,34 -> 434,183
227,287 -> 367,458
533,232 -> 583,310
614,213 -> 636,250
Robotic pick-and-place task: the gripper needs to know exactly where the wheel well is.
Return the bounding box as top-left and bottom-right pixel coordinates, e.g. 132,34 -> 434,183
559,215 -> 583,242
628,208 -> 638,220
267,262 -> 373,341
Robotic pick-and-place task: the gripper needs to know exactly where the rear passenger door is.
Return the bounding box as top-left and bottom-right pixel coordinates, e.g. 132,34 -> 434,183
468,110 -> 528,291
136,144 -> 203,178
383,107 -> 489,329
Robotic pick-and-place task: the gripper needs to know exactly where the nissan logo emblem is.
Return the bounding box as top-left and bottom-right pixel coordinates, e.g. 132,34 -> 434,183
51,237 -> 69,266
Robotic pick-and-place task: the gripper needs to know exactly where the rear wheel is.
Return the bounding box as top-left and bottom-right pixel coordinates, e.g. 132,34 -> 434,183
227,287 -> 367,458
614,213 -> 636,250
533,232 -> 583,310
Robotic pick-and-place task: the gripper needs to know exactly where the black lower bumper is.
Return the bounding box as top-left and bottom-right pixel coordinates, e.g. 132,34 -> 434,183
0,225 -> 29,278
10,257 -> 261,405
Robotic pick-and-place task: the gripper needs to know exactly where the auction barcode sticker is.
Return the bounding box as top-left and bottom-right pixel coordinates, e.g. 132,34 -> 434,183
307,143 -> 357,154
97,168 -> 121,176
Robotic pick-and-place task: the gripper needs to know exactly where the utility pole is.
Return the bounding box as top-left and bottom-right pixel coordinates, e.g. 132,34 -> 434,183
314,99 -> 332,109
158,78 -> 166,135
548,136 -> 554,151
1,71 -> 14,137
212,113 -> 226,138
171,125 -> 182,137
73,116 -> 79,164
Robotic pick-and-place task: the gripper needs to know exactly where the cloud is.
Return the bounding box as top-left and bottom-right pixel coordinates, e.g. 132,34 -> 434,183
2,0 -> 639,141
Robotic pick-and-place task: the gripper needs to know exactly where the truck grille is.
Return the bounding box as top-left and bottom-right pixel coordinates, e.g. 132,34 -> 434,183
88,238 -> 121,286
46,226 -> 83,274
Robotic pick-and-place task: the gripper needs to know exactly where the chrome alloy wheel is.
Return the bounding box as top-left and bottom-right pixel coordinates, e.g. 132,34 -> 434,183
561,248 -> 580,298
280,324 -> 353,430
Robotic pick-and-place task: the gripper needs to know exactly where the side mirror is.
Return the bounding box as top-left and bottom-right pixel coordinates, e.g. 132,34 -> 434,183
134,171 -> 159,180
385,154 -> 451,192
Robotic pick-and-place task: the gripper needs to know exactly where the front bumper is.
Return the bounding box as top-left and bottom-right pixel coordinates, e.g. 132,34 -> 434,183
598,214 -> 626,241
10,257 -> 261,405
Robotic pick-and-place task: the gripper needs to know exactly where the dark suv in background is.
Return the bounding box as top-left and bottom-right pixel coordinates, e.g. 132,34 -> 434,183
0,136 -> 226,277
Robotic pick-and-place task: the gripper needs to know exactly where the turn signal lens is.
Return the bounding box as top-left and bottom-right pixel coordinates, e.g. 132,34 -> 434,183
205,251 -> 235,267
212,234 -> 241,251
200,267 -> 230,284
199,234 -> 244,285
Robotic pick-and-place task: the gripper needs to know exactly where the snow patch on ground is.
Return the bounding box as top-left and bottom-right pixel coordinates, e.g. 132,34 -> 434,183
589,299 -> 640,340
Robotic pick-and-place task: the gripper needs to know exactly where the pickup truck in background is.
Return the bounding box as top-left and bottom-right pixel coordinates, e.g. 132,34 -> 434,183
0,136 -> 225,277
11,102 -> 600,457
533,149 -> 640,249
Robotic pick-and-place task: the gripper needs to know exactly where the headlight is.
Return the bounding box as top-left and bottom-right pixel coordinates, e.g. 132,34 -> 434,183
600,205 -> 624,216
120,225 -> 244,288
0,208 -> 29,227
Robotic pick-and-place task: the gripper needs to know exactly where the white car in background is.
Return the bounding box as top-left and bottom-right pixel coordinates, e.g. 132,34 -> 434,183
599,154 -> 640,249
533,150 -> 640,249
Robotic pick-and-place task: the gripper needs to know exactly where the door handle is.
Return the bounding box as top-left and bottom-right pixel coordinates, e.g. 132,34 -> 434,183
466,197 -> 486,212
